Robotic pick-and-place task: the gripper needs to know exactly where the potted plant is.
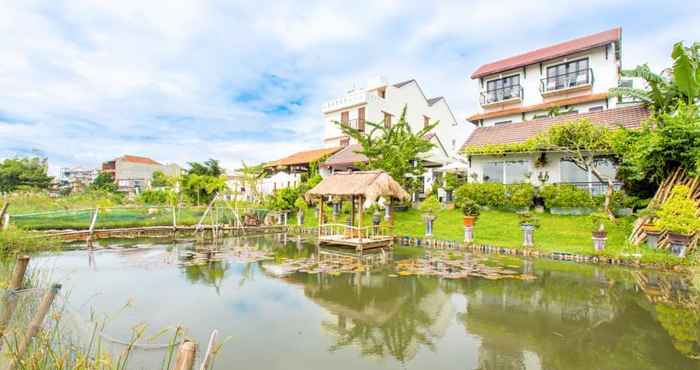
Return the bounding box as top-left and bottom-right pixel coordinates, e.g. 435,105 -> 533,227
655,185 -> 700,257
419,195 -> 441,237
518,211 -> 539,248
460,198 -> 480,243
294,197 -> 307,226
591,212 -> 608,251
638,205 -> 662,248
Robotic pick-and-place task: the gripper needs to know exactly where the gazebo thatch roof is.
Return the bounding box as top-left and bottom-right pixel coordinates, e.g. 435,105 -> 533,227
305,171 -> 410,203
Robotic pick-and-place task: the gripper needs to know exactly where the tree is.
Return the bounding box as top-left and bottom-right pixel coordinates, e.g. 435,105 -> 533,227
0,156 -> 53,193
336,105 -> 437,192
612,102 -> 700,187
237,161 -> 264,203
90,172 -> 119,193
536,119 -> 618,218
610,41 -> 699,118
187,159 -> 224,177
151,170 -> 172,187
182,160 -> 228,205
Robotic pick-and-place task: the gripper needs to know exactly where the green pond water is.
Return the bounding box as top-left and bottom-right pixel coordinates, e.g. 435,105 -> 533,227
19,235 -> 700,369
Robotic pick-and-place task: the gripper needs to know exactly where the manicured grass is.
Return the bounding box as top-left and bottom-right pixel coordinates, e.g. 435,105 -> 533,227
298,207 -> 684,265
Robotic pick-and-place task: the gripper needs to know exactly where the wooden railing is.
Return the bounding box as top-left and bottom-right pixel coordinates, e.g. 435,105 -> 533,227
318,223 -> 390,240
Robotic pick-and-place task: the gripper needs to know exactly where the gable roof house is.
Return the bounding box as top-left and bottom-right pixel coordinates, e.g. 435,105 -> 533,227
461,28 -> 648,193
260,147 -> 342,195
101,155 -> 181,194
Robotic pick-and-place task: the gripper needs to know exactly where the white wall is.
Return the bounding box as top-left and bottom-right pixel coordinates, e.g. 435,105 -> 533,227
260,171 -> 302,195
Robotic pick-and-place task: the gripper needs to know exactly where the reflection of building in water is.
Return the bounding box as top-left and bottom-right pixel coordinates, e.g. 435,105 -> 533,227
283,272 -> 452,363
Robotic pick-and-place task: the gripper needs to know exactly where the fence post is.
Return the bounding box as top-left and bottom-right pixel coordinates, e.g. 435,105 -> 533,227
174,339 -> 198,370
0,202 -> 9,229
6,283 -> 62,370
172,206 -> 177,231
0,256 -> 31,344
199,330 -> 218,370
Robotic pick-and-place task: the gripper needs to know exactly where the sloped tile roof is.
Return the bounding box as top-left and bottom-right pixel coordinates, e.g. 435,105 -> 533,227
471,28 -> 621,79
118,155 -> 161,165
322,144 -> 368,167
462,105 -> 648,150
467,92 -> 609,122
268,147 -> 342,167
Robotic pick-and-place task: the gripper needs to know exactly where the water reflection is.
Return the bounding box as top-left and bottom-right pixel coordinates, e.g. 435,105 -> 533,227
19,236 -> 700,370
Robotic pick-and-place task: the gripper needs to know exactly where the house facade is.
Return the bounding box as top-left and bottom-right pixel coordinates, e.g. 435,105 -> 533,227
58,166 -> 99,193
101,155 -> 180,193
261,147 -> 341,195
322,77 -> 471,156
462,28 -> 648,193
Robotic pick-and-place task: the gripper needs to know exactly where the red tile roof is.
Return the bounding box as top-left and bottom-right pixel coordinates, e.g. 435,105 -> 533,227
470,28 -> 621,79
462,105 -> 648,150
467,92 -> 609,122
118,155 -> 161,165
267,147 -> 342,167
322,144 -> 368,168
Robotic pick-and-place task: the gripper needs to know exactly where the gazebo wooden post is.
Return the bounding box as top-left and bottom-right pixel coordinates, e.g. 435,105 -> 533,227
350,195 -> 356,237
358,195 -> 363,243
318,197 -> 324,238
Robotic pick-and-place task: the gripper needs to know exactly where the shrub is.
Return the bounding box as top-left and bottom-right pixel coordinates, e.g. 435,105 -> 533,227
517,211 -> 539,227
505,184 -> 535,209
461,199 -> 480,217
655,185 -> 700,235
293,197 -> 308,211
419,195 -> 441,214
610,190 -> 639,209
138,189 -> 175,205
539,184 -> 595,209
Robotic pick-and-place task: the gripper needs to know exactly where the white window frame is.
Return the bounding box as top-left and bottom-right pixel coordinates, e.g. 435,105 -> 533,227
483,160 -> 531,184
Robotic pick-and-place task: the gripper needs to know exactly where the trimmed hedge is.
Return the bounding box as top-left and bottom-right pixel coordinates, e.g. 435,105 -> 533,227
539,184 -> 595,209
454,183 -> 535,209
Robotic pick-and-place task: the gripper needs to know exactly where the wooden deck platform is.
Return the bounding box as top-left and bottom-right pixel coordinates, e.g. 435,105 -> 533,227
318,235 -> 394,251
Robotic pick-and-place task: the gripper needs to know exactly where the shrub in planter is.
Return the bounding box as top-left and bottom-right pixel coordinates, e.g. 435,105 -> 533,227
540,184 -> 595,214
590,212 -> 608,251
655,185 -> 700,256
294,197 -> 308,225
461,198 -> 480,243
419,195 -> 441,237
611,191 -> 639,216
518,211 -> 539,247
639,205 -> 662,248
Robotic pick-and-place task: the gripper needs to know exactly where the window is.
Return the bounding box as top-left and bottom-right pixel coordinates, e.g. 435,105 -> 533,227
383,112 -> 392,128
560,159 -> 589,183
486,75 -> 520,103
340,111 -> 349,126
494,120 -> 512,125
533,113 -> 548,119
358,107 -> 365,132
545,58 -> 590,91
424,115 -> 430,128
483,160 -> 530,184
588,105 -> 604,112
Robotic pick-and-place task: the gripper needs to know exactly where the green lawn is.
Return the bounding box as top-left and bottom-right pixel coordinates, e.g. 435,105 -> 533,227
297,207 -> 684,265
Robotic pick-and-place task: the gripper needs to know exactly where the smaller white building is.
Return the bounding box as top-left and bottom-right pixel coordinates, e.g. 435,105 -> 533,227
260,147 -> 342,195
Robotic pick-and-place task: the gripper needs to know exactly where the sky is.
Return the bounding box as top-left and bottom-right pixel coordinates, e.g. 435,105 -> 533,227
1,0 -> 699,174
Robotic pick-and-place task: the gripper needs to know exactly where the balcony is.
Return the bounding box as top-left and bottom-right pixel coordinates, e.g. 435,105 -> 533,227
539,69 -> 594,97
480,85 -> 523,108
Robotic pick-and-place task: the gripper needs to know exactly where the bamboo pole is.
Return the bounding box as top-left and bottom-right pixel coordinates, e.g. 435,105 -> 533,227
86,208 -> 99,247
0,256 -> 30,344
172,206 -> 177,231
174,339 -> 198,370
199,330 -> 218,370
0,202 -> 8,229
6,283 -> 62,370
318,198 -> 324,239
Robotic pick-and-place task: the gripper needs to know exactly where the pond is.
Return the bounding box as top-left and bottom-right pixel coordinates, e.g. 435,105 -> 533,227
21,235 -> 700,369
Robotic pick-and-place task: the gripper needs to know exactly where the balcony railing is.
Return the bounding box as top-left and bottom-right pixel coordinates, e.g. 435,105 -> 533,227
540,69 -> 594,94
558,181 -> 622,196
480,85 -> 523,105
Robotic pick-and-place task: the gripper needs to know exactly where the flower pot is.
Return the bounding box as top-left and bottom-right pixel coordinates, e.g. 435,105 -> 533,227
592,230 -> 607,239
592,231 -> 607,251
667,232 -> 690,257
643,225 -> 662,249
422,214 -> 436,237
463,216 -> 476,227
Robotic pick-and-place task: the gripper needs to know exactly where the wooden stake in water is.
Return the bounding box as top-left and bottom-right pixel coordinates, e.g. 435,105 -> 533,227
86,208 -> 99,247
0,256 -> 30,344
6,283 -> 62,370
174,339 -> 198,370
199,330 -> 218,370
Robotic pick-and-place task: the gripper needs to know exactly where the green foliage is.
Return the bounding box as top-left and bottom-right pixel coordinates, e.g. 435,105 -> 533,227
418,195 -> 441,214
89,172 -> 119,193
182,160 -> 228,205
517,211 -> 539,227
187,159 -> 224,177
0,225 -> 56,253
267,186 -> 301,210
454,183 -> 534,209
151,170 -> 172,187
294,197 -> 308,211
442,173 -> 463,191
610,190 -> 640,209
138,189 -> 176,205
0,156 -> 53,193
590,212 -> 608,232
671,41 -> 700,102
655,185 -> 700,235
337,105 -> 437,190
460,198 -> 480,217
540,184 -> 595,209
614,103 -> 700,186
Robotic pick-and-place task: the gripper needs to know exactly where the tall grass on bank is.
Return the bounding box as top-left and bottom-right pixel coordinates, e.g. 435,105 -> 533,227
0,226 -> 56,254
1,258 -> 217,369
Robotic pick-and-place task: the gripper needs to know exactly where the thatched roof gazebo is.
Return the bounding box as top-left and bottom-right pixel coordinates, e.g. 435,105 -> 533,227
305,171 -> 409,250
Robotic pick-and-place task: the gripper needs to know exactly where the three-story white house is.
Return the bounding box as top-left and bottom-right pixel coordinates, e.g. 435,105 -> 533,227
462,27 -> 648,193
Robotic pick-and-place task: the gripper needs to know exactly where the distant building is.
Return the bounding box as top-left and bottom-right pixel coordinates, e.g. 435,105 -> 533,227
261,147 -> 342,195
58,166 -> 99,193
101,155 -> 180,194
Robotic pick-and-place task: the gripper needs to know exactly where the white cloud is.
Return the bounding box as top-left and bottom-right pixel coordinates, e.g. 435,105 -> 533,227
0,0 -> 698,174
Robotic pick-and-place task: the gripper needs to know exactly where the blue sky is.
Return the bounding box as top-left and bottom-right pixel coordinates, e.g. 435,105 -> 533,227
1,0 -> 699,174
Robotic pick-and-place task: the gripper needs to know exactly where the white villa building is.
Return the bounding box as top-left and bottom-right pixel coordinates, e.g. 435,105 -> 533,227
321,77 -> 472,197
461,27 -> 648,192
